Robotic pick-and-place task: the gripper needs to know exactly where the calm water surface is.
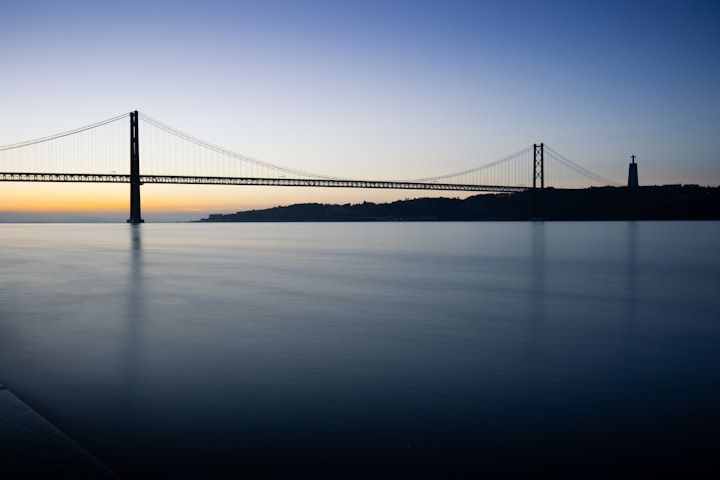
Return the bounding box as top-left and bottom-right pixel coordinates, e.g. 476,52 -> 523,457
1,222 -> 719,478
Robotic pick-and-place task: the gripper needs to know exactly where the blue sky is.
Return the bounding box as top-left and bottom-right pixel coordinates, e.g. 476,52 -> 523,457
1,0 -> 718,220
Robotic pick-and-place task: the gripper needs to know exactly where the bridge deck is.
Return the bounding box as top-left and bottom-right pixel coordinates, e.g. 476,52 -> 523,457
0,172 -> 527,193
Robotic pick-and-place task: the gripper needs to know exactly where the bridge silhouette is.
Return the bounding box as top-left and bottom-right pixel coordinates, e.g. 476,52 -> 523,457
0,111 -> 618,223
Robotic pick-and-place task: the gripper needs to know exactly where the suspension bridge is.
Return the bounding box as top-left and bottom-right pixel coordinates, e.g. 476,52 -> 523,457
0,111 -> 618,223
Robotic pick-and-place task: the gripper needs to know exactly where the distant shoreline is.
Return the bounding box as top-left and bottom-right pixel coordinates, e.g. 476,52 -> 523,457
198,185 -> 720,222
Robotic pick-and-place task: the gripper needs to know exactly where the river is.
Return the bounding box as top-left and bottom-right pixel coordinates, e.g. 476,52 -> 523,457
1,222 -> 719,478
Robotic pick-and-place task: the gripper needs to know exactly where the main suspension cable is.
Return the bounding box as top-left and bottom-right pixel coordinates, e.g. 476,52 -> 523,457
0,113 -> 128,152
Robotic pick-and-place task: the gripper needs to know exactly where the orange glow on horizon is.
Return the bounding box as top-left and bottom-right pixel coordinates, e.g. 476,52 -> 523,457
0,184 -> 124,211
0,183 -> 475,215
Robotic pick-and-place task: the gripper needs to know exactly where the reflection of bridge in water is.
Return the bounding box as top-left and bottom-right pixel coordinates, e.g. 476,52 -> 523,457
0,111 -> 618,223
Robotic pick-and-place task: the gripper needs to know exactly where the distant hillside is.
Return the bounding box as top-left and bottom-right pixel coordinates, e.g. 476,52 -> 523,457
200,185 -> 720,222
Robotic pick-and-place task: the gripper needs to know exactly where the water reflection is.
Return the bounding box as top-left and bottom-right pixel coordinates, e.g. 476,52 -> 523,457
124,225 -> 144,394
525,221 -> 546,396
529,220 -> 546,335
625,221 -> 638,328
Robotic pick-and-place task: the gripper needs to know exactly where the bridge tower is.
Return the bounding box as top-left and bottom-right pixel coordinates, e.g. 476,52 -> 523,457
127,111 -> 144,224
533,143 -> 544,189
532,143 -> 544,219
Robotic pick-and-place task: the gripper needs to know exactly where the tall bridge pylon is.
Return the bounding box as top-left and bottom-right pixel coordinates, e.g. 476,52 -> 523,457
533,143 -> 544,190
128,111 -> 143,224
533,143 -> 544,218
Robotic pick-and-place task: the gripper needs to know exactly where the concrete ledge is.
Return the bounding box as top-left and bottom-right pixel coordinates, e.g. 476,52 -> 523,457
0,384 -> 120,479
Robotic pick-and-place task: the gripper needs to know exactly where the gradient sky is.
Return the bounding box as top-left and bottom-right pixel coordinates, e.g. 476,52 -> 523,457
1,0 -> 718,221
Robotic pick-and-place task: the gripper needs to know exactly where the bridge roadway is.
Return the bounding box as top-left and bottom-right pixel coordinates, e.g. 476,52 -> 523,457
0,172 -> 527,193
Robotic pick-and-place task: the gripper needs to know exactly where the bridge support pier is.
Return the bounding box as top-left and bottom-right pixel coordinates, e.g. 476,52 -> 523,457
127,111 -> 144,224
